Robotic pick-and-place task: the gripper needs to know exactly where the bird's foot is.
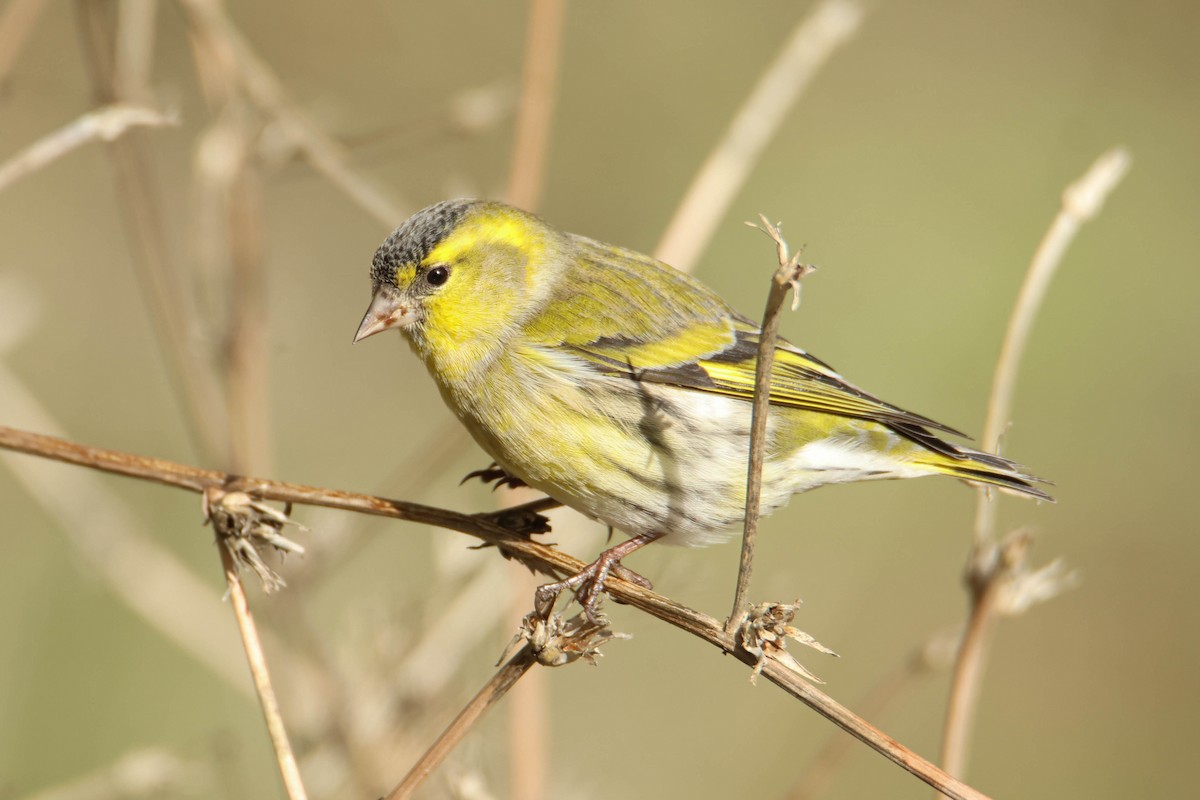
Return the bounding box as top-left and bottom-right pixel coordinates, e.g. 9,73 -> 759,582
534,533 -> 659,623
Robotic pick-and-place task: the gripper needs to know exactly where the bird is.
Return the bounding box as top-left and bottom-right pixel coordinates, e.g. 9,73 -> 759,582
355,198 -> 1050,618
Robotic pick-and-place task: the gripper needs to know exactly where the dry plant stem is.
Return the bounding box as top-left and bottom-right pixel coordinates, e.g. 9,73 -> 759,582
114,0 -> 156,101
939,581 -> 1003,781
727,221 -> 810,633
216,537 -> 309,800
505,0 -> 565,210
504,4 -> 566,789
0,0 -> 47,89
75,1 -> 231,465
384,647 -> 537,800
177,0 -> 407,226
788,629 -> 957,800
654,0 -> 863,272
973,145 -> 1131,547
225,161 -> 272,474
0,426 -> 988,800
0,103 -> 177,193
941,147 -> 1131,780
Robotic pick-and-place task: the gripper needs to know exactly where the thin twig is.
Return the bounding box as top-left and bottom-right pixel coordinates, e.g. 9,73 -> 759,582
0,103 -> 177,193
0,0 -> 48,91
505,0 -> 565,211
0,425 -> 990,800
654,0 -> 863,272
727,218 -> 815,634
214,516 -> 309,800
224,149 -> 272,474
177,0 -> 407,227
384,646 -> 537,800
972,146 -> 1131,547
114,0 -> 157,102
940,147 -> 1131,780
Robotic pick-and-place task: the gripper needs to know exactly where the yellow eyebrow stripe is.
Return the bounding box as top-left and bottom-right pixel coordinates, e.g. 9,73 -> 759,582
425,214 -> 544,266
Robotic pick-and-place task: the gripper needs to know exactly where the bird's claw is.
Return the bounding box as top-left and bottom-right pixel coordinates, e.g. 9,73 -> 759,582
534,555 -> 653,624
461,463 -> 528,490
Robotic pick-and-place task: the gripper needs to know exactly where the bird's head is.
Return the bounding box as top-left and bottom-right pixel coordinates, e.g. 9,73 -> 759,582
356,199 -> 558,380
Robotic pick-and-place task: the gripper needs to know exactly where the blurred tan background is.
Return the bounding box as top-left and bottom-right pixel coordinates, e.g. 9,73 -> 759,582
1,0 -> 1197,798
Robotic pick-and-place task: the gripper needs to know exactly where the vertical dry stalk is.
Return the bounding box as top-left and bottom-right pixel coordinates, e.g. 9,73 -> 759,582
75,0 -> 232,465
502,3 -> 567,796
654,0 -> 863,272
225,156 -> 272,474
177,0 -> 408,226
216,539 -> 309,800
506,0 -> 565,210
385,648 -> 537,800
940,147 -> 1131,780
728,219 -> 814,632
113,0 -> 156,102
972,147 -> 1132,546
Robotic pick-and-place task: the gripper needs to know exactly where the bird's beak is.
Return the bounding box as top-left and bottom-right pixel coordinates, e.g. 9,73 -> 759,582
354,288 -> 416,342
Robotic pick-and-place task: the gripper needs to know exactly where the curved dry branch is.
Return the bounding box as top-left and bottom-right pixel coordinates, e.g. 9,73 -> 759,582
0,424 -> 989,800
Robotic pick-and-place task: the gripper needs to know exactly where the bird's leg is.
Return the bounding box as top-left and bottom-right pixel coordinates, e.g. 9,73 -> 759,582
535,531 -> 661,623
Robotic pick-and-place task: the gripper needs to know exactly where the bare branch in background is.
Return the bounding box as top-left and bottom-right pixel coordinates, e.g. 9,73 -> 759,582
506,0 -> 565,211
75,1 -> 232,465
655,0 -> 863,273
973,146 -> 1131,545
503,3 -> 568,796
113,0 -> 157,102
0,103 -> 177,193
940,147 -> 1131,780
177,0 -> 408,226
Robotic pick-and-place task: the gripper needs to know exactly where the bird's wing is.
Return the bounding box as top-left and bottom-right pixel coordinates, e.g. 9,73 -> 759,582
523,236 -> 965,439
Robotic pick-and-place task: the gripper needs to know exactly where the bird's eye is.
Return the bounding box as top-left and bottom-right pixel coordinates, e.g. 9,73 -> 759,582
426,265 -> 450,287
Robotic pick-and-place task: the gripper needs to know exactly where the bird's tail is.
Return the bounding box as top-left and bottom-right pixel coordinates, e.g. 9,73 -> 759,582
912,445 -> 1054,502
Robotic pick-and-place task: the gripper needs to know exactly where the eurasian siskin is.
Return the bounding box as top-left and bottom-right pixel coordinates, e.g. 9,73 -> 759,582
355,199 -> 1049,614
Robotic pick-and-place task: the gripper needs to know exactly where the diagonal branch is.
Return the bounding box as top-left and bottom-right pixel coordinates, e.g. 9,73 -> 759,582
0,424 -> 989,800
384,646 -> 537,800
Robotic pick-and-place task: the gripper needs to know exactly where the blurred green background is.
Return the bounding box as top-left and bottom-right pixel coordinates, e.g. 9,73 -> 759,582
1,0 -> 1197,798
